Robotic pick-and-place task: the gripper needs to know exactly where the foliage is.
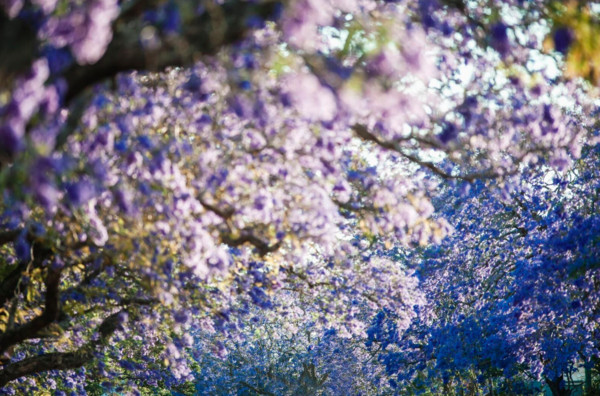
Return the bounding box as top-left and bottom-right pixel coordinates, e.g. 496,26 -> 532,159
370,143 -> 600,395
0,0 -> 599,395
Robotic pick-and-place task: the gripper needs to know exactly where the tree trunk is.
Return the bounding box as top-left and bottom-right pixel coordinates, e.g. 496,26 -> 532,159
546,376 -> 572,396
585,363 -> 592,396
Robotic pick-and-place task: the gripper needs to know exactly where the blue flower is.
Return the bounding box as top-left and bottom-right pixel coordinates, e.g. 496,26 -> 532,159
553,27 -> 575,55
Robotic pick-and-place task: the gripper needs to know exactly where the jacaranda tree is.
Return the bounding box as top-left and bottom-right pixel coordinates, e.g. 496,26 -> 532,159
0,0 -> 598,394
369,142 -> 600,395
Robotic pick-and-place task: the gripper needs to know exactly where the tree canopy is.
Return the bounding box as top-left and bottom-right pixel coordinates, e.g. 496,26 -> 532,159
0,0 -> 599,395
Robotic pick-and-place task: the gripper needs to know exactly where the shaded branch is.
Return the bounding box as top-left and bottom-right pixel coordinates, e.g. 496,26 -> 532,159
282,267 -> 333,290
0,13 -> 37,88
221,230 -> 282,257
0,262 -> 29,310
63,0 -> 283,103
117,297 -> 159,306
0,242 -> 52,310
0,310 -> 126,387
60,253 -> 113,299
199,195 -> 282,255
238,380 -> 277,396
0,230 -> 19,246
352,124 -> 502,182
199,196 -> 235,220
0,266 -> 63,355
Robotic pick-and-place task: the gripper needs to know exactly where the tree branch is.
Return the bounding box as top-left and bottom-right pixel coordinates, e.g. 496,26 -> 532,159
352,124 -> 502,182
0,266 -> 63,355
0,242 -> 52,310
0,13 -> 37,89
199,196 -> 235,220
0,310 -> 126,387
221,230 -> 282,257
238,380 -> 276,396
199,195 -> 282,255
63,0 -> 283,103
0,230 -> 19,246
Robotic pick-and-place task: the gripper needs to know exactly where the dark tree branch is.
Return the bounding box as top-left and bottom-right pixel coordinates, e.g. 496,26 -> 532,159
0,13 -> 37,88
63,0 -> 283,103
0,351 -> 89,388
0,265 -> 63,355
51,0 -> 282,151
0,310 -> 126,387
60,253 -> 112,299
221,230 -> 282,256
332,198 -> 375,214
198,196 -> 282,255
0,230 -> 19,246
352,124 -> 502,182
117,297 -> 158,306
199,196 -> 235,219
282,267 -> 333,289
0,262 -> 28,310
0,241 -> 52,309
238,380 -> 276,396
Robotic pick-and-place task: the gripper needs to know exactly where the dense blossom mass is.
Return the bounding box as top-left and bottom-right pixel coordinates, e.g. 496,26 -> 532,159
0,0 -> 599,395
369,142 -> 600,394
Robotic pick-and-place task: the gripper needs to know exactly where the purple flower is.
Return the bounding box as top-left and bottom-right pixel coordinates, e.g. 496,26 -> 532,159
117,311 -> 129,324
238,80 -> 252,91
249,286 -> 273,309
418,0 -> 439,29
0,0 -> 24,18
553,27 -> 574,55
0,124 -> 23,158
34,181 -> 60,209
439,123 -> 458,144
282,73 -> 337,121
183,74 -> 203,92
65,180 -> 96,206
15,233 -> 30,262
31,0 -> 57,14
173,310 -> 189,324
490,22 -> 510,57
229,95 -> 252,118
162,1 -> 181,33
245,15 -> 265,29
43,46 -> 73,74
51,257 -> 64,271
115,188 -> 134,215
542,104 -> 555,125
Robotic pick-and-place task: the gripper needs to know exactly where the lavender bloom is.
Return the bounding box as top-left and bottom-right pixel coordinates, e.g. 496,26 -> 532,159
65,180 -> 96,206
490,22 -> 510,57
553,27 -> 575,55
0,0 -> 23,17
